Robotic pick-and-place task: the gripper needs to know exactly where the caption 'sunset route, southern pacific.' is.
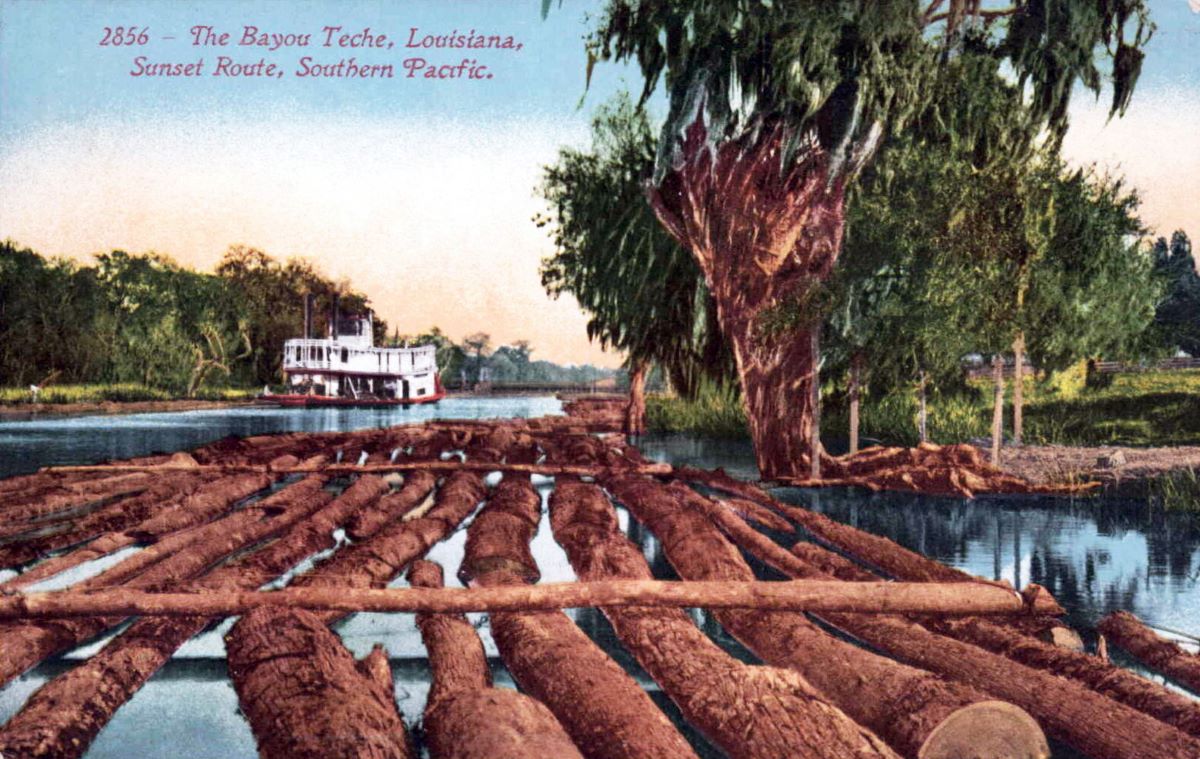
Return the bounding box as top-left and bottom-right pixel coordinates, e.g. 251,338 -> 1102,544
113,25 -> 523,80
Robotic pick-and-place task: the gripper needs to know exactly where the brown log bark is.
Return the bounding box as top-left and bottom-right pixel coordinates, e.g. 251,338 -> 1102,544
0,576 -> 1070,620
607,475 -> 1045,759
410,560 -> 584,759
0,476 -> 340,758
774,544 -> 1200,757
647,117 -> 871,480
226,606 -> 412,759
551,478 -> 900,758
1013,333 -> 1025,445
293,471 -> 486,624
464,473 -> 698,759
991,354 -> 1005,466
0,472 -> 217,572
1099,611 -> 1200,695
41,459 -> 672,477
792,541 -> 1196,736
0,472 -> 296,687
931,617 -> 1200,738
625,360 -> 647,436
0,472 -> 153,522
346,470 -> 436,540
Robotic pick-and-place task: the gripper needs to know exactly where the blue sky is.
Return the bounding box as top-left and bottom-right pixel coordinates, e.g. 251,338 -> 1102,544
0,0 -> 1196,366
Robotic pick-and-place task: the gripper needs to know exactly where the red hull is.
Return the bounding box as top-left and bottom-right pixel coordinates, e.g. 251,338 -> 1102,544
262,391 -> 445,408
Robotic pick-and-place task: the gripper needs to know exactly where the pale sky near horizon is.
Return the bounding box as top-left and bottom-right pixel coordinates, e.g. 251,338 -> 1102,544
1,0 -> 1197,368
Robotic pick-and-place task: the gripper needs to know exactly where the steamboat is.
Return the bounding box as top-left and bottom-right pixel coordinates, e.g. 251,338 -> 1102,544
263,299 -> 444,407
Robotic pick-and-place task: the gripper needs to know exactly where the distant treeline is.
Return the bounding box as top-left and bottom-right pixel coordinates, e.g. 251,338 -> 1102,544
0,242 -> 615,395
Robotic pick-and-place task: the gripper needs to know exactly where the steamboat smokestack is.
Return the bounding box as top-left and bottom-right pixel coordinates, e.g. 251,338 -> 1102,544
303,294 -> 312,340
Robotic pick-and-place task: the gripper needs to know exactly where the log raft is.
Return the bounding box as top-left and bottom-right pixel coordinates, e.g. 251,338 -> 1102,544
0,403 -> 1191,759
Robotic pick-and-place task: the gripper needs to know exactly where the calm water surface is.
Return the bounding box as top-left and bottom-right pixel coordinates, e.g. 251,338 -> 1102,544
0,414 -> 1196,758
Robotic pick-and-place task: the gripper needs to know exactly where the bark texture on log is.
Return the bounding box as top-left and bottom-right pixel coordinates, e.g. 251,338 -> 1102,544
0,476 -> 338,759
551,478 -> 900,759
0,472 -> 311,688
774,543 -> 1200,758
227,606 -> 412,759
931,617 -> 1200,739
291,471 -> 485,625
0,473 -> 217,577
608,475 -> 1043,759
410,560 -> 583,759
464,473 -> 698,759
0,472 -> 153,522
346,470 -> 436,540
1099,611 -> 1200,695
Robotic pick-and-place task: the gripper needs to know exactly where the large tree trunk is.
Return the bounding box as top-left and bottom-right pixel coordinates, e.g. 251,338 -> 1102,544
648,119 -> 876,479
810,329 -> 822,479
624,360 -> 647,436
849,353 -> 862,456
1012,332 -> 1025,445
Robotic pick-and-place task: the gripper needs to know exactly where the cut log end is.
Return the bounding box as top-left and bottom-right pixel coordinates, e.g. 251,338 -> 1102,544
917,701 -> 1049,759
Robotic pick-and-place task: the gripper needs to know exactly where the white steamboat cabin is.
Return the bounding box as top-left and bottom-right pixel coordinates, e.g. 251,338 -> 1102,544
272,310 -> 444,407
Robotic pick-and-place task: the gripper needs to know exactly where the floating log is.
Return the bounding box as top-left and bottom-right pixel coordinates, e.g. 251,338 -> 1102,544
0,472 -> 153,522
678,465 -> 1082,647
1099,611 -> 1200,695
550,479 -> 900,759
0,475 -> 338,758
226,606 -> 413,759
772,543 -> 1200,757
464,474 -> 699,759
0,472 -> 319,687
346,470 -> 436,540
607,475 -> 1046,759
0,575 -> 1072,620
41,459 -> 671,477
934,617 -> 1200,738
410,560 -> 584,759
0,473 -> 218,570
793,542 -> 1200,739
292,471 -> 486,621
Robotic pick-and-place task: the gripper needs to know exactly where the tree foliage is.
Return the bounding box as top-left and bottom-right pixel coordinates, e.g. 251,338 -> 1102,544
1151,231 -> 1200,357
0,242 -> 384,393
537,94 -> 732,396
588,0 -> 1152,179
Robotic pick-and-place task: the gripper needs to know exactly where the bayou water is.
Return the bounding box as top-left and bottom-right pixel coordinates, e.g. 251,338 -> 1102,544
0,403 -> 1196,758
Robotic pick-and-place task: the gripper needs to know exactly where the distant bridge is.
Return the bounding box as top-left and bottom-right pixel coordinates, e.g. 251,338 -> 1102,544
446,381 -> 620,396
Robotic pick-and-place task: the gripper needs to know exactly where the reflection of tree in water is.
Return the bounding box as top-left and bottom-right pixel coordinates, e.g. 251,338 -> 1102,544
769,488 -> 1200,634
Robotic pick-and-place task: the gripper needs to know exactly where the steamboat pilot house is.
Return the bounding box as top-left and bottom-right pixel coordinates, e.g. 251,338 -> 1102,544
274,310 -> 444,406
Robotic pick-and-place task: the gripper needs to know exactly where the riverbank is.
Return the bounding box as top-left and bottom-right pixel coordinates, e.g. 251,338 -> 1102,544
0,398 -> 267,421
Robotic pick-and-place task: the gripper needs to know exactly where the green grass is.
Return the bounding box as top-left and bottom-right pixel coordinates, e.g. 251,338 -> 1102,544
0,384 -> 258,405
647,369 -> 1200,448
1147,468 -> 1200,512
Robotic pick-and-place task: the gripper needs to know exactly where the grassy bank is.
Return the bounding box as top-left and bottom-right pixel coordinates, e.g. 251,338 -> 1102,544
0,384 -> 259,405
646,370 -> 1200,448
